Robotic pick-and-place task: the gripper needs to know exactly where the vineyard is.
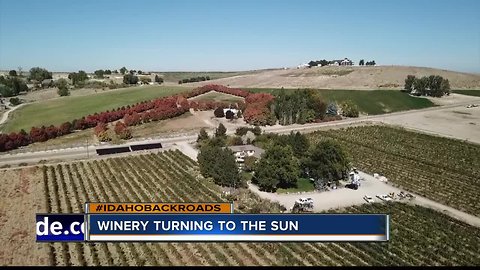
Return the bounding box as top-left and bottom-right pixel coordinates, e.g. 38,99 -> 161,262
2,149 -> 479,266
308,125 -> 480,217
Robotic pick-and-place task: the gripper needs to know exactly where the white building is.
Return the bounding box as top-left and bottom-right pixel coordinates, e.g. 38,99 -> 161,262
226,145 -> 265,168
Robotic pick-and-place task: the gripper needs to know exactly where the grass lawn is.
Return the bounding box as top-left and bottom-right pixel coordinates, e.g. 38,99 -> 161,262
247,88 -> 435,115
158,71 -> 262,83
277,178 -> 315,194
453,90 -> 480,97
189,91 -> 245,102
1,85 -> 192,133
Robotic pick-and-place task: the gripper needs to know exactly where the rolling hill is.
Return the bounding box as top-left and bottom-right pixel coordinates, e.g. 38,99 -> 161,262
186,66 -> 480,90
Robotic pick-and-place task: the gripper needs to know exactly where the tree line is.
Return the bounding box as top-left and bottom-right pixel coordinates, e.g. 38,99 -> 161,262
178,76 -> 211,84
403,75 -> 450,97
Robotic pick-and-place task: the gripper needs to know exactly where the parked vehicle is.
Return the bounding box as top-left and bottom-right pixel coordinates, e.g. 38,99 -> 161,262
363,195 -> 374,203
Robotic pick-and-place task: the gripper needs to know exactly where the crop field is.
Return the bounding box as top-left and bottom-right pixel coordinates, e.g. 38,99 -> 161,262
2,149 -> 480,266
1,85 -> 191,133
308,125 -> 480,217
247,89 -> 434,115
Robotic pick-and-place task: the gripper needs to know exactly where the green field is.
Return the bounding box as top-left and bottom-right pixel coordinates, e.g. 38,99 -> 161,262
2,85 -> 191,132
453,90 -> 480,97
189,91 -> 245,102
248,88 -> 435,115
277,178 -> 315,194
157,70 -> 268,83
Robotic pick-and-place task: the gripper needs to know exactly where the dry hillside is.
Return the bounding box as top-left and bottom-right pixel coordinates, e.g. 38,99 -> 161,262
187,66 -> 480,90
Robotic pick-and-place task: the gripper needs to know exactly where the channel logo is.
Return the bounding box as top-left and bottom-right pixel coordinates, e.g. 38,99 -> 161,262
36,214 -> 85,242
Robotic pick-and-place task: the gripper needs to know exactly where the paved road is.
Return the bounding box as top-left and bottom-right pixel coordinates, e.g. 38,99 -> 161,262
0,98 -> 477,167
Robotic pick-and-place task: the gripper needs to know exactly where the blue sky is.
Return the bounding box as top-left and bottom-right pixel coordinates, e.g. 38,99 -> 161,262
0,0 -> 479,73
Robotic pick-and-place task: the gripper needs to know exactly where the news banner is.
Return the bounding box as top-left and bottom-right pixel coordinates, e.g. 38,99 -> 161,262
36,203 -> 389,242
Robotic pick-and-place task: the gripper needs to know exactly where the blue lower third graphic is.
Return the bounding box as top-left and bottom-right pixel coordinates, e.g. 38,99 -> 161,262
87,214 -> 389,242
36,214 -> 85,242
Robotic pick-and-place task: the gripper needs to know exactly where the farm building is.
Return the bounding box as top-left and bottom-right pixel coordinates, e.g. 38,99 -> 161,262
227,145 -> 265,164
223,108 -> 239,115
329,58 -> 354,66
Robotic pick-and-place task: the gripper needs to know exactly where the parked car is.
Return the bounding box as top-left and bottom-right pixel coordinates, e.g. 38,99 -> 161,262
363,195 -> 374,203
376,194 -> 392,202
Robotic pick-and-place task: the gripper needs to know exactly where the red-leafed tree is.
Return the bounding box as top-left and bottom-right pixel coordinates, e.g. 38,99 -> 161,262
114,121 -> 132,140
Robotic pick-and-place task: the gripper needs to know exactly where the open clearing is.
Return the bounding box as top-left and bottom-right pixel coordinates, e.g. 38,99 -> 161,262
1,85 -> 191,133
1,150 -> 479,266
188,66 -> 480,89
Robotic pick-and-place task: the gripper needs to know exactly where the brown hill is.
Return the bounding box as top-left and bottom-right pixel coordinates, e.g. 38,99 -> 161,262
187,66 -> 480,90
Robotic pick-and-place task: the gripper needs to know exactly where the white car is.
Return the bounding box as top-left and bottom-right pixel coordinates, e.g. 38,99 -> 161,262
376,194 -> 392,202
298,198 -> 313,204
363,195 -> 374,203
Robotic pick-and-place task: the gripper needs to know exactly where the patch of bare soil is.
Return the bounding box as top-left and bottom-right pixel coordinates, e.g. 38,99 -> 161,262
0,167 -> 50,266
187,66 -> 480,90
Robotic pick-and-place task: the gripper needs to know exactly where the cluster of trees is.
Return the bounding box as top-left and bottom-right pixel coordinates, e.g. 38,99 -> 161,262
243,93 -> 276,126
0,75 -> 29,97
93,121 -> 132,142
123,74 -> 139,85
68,71 -> 89,86
252,132 -> 351,192
93,69 -> 113,78
197,139 -> 241,188
308,60 -> 330,67
273,89 -> 327,125
358,60 -> 376,66
235,126 -> 262,136
28,67 -> 52,82
404,75 -> 450,97
154,75 -> 164,84
178,76 -> 211,84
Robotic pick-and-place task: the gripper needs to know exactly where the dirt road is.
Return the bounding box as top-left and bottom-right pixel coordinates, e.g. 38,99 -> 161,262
248,171 -> 480,227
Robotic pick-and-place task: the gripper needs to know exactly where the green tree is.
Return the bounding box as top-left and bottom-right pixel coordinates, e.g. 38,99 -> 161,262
94,69 -> 105,78
197,128 -> 209,143
215,123 -> 227,137
8,70 -> 17,76
243,156 -> 257,172
56,78 -> 70,96
120,67 -> 127,75
359,59 -> 365,66
413,77 -> 429,95
440,78 -> 450,96
28,67 -> 52,82
154,75 -> 164,84
123,74 -> 139,84
303,140 -> 351,187
404,75 -> 416,92
198,143 -> 240,187
253,144 -> 300,192
340,100 -> 359,117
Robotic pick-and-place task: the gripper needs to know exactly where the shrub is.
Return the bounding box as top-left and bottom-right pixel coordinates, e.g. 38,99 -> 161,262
214,107 -> 225,118
225,110 -> 235,120
9,97 -> 21,106
340,100 -> 359,117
